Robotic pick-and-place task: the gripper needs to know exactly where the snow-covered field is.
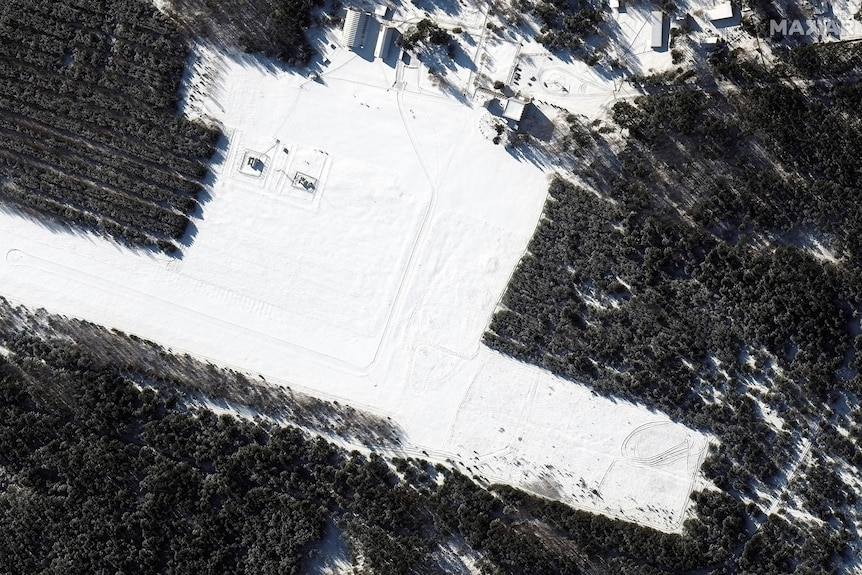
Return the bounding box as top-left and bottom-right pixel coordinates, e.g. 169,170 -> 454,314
0,22 -> 709,531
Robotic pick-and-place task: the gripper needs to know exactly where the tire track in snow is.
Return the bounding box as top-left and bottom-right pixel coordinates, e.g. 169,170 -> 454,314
354,89 -> 438,371
620,421 -> 694,467
5,248 -> 369,375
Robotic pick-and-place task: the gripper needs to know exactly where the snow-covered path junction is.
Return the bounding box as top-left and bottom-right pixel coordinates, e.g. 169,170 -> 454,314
0,40 -> 708,532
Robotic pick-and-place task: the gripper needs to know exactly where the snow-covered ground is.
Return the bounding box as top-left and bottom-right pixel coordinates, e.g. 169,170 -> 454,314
471,5 -> 673,117
0,19 -> 710,531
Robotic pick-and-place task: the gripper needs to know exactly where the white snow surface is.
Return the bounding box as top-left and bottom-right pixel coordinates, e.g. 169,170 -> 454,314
0,44 -> 708,532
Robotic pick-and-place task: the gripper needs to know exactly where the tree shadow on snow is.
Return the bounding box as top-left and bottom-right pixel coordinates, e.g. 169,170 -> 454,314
395,0 -> 463,18
175,132 -> 230,258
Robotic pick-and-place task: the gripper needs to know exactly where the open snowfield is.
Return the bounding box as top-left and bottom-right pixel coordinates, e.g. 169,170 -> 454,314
0,29 -> 708,530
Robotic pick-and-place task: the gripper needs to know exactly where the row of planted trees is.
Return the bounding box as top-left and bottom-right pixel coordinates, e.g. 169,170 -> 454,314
0,0 -> 220,253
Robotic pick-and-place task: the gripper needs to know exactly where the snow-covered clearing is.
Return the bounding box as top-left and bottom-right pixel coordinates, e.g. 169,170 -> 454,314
0,23 -> 708,531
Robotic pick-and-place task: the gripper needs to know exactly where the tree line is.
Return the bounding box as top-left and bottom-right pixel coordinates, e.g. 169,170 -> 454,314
162,0 -> 321,67
0,299 -> 778,574
485,39 -> 862,572
0,0 -> 220,253
512,0 -> 604,53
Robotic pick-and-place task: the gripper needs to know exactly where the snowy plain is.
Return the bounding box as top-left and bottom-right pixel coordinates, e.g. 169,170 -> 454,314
0,12 -> 710,531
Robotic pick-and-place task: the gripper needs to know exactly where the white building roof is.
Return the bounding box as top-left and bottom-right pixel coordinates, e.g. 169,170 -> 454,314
374,25 -> 394,59
650,11 -> 665,48
706,1 -> 734,21
502,98 -> 527,122
342,9 -> 368,49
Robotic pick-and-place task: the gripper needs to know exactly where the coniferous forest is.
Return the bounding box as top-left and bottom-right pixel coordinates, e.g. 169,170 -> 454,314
0,300 -> 759,574
487,38 -> 862,572
162,0 -> 322,66
2,0 -> 862,572
0,0 -> 220,253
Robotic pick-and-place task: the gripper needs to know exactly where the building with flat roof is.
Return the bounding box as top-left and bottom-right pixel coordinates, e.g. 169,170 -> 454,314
650,10 -> 665,49
502,98 -> 527,123
374,25 -> 394,59
706,1 -> 734,21
342,9 -> 368,50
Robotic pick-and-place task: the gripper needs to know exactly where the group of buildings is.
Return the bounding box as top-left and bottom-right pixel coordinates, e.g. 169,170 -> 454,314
342,7 -> 397,59
339,5 -> 530,133
639,1 -> 736,49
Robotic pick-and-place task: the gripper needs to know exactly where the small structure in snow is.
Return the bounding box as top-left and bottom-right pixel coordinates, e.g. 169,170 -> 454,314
706,1 -> 734,22
342,9 -> 369,50
609,0 -> 621,10
701,35 -> 721,45
374,4 -> 391,18
502,97 -> 527,123
650,11 -> 665,49
238,150 -> 268,177
292,171 -> 318,193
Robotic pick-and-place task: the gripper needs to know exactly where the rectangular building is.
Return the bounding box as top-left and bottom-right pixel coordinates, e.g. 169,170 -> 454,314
374,25 -> 394,59
502,98 -> 527,123
707,1 -> 734,21
342,9 -> 368,50
651,11 -> 665,49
